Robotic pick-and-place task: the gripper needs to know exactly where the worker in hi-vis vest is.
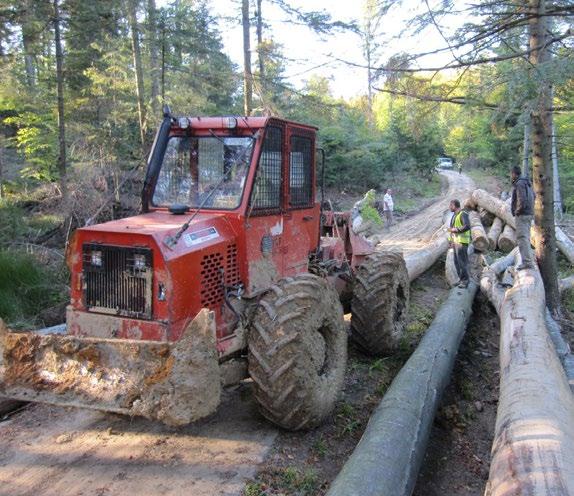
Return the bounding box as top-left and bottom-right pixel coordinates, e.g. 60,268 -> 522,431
447,199 -> 471,289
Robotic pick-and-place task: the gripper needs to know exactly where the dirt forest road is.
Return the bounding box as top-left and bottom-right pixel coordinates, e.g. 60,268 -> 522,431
0,170 -> 475,496
378,169 -> 475,253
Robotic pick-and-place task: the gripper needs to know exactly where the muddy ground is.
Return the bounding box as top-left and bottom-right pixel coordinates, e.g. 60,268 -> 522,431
0,170 -> 498,496
243,263 -> 500,496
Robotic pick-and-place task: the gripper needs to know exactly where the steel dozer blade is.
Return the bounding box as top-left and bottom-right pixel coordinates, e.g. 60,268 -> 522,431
0,309 -> 221,426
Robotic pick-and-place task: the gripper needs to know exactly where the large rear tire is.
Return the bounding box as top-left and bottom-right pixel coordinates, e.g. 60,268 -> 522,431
248,274 -> 347,430
351,251 -> 410,356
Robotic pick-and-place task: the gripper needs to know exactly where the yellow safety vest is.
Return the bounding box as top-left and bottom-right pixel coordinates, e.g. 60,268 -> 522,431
450,210 -> 471,245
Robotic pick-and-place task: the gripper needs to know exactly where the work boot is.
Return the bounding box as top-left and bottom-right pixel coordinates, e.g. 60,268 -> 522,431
458,280 -> 469,289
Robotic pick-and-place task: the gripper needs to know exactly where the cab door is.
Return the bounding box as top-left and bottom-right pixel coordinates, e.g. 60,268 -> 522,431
283,126 -> 319,276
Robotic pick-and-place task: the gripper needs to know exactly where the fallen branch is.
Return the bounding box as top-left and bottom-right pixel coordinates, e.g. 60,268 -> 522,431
327,283 -> 478,496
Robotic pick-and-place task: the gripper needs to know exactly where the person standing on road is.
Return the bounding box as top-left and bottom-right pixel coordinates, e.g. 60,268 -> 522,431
447,199 -> 471,288
457,163 -> 462,175
510,165 -> 535,270
383,188 -> 394,230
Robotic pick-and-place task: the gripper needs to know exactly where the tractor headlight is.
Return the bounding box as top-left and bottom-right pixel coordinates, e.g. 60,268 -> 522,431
90,250 -> 103,267
133,254 -> 147,271
224,116 -> 237,129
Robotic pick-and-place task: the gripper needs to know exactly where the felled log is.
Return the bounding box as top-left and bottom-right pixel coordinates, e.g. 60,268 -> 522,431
472,188 -> 574,264
487,217 -> 504,251
327,282 -> 478,496
556,227 -> 574,265
403,237 -> 449,282
481,263 -> 574,495
463,197 -> 476,210
479,207 -> 495,227
498,224 -> 516,253
469,211 -> 488,252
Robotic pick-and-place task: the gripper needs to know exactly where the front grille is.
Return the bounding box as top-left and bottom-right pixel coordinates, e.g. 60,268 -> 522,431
82,244 -> 153,319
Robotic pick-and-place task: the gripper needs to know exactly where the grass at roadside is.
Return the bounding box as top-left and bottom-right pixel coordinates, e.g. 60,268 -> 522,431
0,249 -> 68,329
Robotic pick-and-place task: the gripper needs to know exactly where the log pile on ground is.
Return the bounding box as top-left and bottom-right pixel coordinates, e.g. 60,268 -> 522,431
469,211 -> 489,252
487,217 -> 504,250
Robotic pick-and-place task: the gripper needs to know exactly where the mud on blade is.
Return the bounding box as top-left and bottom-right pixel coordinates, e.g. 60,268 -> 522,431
0,310 -> 220,426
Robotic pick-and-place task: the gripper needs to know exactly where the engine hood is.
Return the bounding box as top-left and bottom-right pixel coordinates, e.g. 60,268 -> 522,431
76,210 -> 240,260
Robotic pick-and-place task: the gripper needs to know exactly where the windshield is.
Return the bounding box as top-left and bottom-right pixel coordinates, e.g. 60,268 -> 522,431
152,135 -> 254,209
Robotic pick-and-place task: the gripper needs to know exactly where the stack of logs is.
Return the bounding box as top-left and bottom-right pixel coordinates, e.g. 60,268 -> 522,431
462,189 -> 574,265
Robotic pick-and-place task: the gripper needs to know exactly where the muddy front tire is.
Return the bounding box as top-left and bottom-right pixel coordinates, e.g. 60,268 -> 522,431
248,274 -> 347,430
351,251 -> 409,356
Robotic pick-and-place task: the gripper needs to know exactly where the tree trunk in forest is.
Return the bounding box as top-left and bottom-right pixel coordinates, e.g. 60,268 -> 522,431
529,0 -> 560,313
327,283 -> 478,496
22,0 -> 36,88
498,224 -> 516,253
0,140 -> 3,199
551,118 -> 562,219
147,0 -> 160,116
256,0 -> 264,84
481,264 -> 574,495
242,0 -> 253,116
469,211 -> 488,252
523,118 -> 530,179
128,0 -> 147,152
488,217 -> 504,250
53,0 -> 67,202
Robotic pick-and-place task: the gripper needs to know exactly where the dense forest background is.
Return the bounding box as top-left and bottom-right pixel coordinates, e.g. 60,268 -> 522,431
0,0 -> 572,326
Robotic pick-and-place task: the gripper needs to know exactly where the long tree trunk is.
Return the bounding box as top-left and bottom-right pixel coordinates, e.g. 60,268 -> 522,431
128,0 -> 147,152
53,0 -> 67,202
327,283 -> 478,496
529,0 -> 560,312
469,211 -> 488,252
482,263 -> 574,494
522,118 -> 530,179
551,117 -> 563,219
256,0 -> 264,84
147,0 -> 160,116
22,0 -> 36,88
242,0 -> 252,116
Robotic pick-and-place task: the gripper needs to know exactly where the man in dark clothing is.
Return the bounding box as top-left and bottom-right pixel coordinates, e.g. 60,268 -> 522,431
510,165 -> 535,270
447,199 -> 471,288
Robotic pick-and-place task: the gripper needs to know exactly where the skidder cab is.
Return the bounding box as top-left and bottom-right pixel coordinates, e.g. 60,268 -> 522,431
0,110 -> 410,429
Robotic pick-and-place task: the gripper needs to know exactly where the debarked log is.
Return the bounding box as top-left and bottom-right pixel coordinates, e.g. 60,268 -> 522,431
326,283 -> 478,496
488,217 -> 504,251
481,265 -> 574,495
469,211 -> 489,252
403,237 -> 449,282
497,224 -> 516,253
472,188 -> 574,264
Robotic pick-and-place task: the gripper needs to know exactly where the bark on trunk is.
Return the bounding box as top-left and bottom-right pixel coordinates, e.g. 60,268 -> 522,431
523,119 -> 531,179
256,0 -> 264,82
498,224 -> 516,253
488,217 -> 504,251
529,0 -> 560,313
53,0 -> 67,202
327,283 -> 478,496
147,0 -> 160,115
242,0 -> 253,116
482,265 -> 574,494
469,211 -> 488,252
128,0 -> 147,151
403,237 -> 449,282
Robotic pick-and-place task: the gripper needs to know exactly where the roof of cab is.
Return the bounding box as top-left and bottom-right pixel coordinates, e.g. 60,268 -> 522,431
177,116 -> 318,131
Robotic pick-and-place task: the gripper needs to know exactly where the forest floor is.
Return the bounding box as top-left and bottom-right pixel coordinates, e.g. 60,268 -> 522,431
0,169 -> 526,496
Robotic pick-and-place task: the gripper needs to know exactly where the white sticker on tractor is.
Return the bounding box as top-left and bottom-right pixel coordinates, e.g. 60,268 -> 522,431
270,218 -> 283,236
183,227 -> 220,247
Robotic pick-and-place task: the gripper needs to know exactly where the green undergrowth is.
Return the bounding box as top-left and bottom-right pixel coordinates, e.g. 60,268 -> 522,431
0,249 -> 67,328
393,173 -> 442,214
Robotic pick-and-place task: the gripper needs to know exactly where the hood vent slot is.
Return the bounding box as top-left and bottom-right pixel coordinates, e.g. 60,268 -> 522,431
200,244 -> 240,309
